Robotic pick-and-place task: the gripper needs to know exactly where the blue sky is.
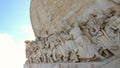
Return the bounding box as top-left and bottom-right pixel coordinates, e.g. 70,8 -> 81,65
0,0 -> 32,41
0,0 -> 35,68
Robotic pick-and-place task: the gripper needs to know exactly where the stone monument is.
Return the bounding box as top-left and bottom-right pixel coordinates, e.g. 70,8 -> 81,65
24,0 -> 120,68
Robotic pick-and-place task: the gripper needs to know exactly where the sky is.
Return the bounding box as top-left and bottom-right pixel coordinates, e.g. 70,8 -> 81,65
0,0 -> 35,68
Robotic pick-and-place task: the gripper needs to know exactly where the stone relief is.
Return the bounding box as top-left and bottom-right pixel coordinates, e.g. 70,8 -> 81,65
25,0 -> 120,64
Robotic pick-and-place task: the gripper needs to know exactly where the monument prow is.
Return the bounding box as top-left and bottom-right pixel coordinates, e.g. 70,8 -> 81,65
24,0 -> 120,68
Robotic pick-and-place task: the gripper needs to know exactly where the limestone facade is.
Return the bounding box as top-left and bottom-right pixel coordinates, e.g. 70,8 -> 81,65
24,0 -> 120,68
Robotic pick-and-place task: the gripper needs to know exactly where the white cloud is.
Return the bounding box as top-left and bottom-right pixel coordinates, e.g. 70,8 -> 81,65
0,33 -> 26,68
22,25 -> 35,40
0,33 -> 16,46
0,25 -> 35,68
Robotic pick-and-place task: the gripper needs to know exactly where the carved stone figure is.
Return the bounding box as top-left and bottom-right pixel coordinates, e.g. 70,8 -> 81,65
25,0 -> 120,64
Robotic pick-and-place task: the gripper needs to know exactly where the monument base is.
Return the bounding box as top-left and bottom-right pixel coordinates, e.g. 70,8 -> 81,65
24,56 -> 120,68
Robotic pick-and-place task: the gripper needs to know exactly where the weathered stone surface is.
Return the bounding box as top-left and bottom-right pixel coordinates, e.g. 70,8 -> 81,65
30,0 -> 120,38
25,0 -> 120,66
24,56 -> 120,68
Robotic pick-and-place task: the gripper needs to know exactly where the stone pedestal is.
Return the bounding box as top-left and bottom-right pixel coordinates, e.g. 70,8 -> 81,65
24,56 -> 120,68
